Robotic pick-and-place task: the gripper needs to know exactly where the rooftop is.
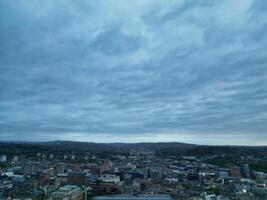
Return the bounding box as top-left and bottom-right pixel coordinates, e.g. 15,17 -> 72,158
94,194 -> 173,200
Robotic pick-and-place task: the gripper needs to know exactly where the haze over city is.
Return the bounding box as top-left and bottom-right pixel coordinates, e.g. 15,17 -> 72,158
0,0 -> 267,145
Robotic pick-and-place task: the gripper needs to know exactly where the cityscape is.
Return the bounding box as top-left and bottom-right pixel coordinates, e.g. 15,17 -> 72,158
1,0 -> 267,200
0,141 -> 266,199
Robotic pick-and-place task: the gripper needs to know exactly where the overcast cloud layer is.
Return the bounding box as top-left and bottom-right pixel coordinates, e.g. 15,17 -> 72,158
0,0 -> 267,145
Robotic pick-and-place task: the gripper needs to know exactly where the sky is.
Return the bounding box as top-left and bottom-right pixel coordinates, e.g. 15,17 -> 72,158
0,0 -> 267,145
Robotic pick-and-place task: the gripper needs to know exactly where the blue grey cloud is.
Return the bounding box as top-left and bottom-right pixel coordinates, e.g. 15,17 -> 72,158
0,0 -> 267,145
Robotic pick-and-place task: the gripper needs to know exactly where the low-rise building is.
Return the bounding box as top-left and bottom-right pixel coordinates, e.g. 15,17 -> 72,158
50,185 -> 83,200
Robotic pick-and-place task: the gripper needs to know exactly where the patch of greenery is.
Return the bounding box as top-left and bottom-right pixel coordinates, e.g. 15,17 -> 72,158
0,162 -> 13,169
250,162 -> 267,173
205,157 -> 236,168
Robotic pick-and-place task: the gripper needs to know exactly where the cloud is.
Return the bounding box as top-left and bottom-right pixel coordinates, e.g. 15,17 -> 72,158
0,0 -> 267,145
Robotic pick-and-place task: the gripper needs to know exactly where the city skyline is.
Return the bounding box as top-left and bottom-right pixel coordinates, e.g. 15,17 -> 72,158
0,0 -> 267,145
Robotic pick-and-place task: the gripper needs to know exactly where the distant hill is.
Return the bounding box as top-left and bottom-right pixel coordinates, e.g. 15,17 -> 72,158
39,140 -> 197,151
0,140 -> 197,151
0,140 -> 266,154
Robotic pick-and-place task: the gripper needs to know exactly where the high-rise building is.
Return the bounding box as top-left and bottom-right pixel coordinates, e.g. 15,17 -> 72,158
240,164 -> 250,178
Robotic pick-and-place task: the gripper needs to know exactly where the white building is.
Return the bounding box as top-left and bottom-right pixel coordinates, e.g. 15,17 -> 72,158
98,174 -> 120,183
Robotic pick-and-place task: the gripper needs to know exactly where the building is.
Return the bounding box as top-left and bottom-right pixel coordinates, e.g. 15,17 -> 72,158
230,166 -> 241,178
187,172 -> 199,181
67,172 -> 85,186
12,155 -> 19,162
23,162 -> 40,175
0,180 -> 13,191
253,171 -> 265,182
50,185 -> 83,200
254,184 -> 267,200
56,174 -> 68,186
240,164 -> 250,179
218,170 -> 229,179
150,169 -> 162,183
56,163 -> 65,174
85,173 -> 97,185
71,155 -> 76,160
98,174 -> 120,183
39,171 -> 50,185
0,155 -> 7,163
93,194 -> 173,200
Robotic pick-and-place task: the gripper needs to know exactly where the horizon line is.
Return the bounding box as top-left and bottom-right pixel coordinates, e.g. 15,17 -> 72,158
0,139 -> 266,147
